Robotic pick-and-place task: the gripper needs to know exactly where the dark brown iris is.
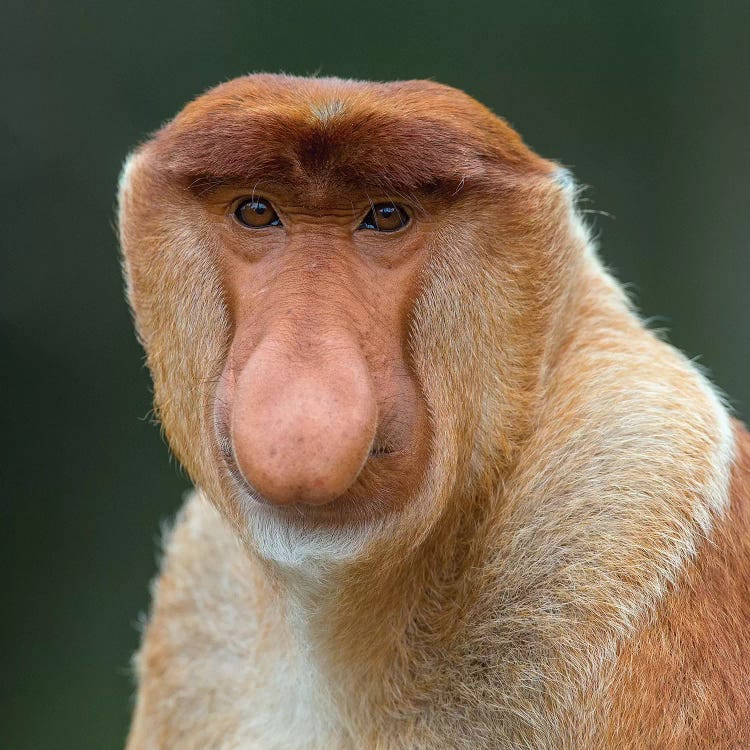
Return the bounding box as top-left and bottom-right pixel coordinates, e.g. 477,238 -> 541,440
358,203 -> 410,232
235,199 -> 282,228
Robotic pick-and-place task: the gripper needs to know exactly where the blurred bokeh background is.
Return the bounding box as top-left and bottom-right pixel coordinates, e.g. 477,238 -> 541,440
2,1 -> 748,747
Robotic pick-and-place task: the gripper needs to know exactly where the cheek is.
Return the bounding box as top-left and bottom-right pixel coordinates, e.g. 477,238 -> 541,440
365,347 -> 417,442
358,287 -> 430,462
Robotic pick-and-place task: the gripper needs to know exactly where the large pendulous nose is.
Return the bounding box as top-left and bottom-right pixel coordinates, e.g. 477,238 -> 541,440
230,331 -> 378,506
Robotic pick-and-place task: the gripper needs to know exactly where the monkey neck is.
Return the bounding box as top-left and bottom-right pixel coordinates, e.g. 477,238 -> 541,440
259,490 -> 494,730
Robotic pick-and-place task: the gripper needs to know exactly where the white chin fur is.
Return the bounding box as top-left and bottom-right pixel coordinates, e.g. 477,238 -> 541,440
232,483 -> 385,570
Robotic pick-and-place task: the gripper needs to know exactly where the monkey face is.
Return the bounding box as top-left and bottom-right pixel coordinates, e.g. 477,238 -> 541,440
207,184 -> 433,525
119,75 -> 570,554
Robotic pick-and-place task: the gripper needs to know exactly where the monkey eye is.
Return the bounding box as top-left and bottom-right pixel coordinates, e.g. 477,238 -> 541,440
358,203 -> 410,232
234,198 -> 283,229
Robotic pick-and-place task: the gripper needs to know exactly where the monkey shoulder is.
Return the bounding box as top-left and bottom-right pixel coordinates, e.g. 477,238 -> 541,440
125,491 -> 299,749
604,420 -> 750,749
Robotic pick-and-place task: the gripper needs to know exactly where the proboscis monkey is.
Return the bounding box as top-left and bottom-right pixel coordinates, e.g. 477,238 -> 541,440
118,75 -> 750,749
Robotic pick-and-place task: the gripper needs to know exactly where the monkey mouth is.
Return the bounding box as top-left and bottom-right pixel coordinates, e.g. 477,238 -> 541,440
212,404 -> 403,518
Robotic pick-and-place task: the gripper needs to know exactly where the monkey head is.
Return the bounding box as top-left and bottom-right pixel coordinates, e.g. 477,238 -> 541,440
118,75 -> 583,561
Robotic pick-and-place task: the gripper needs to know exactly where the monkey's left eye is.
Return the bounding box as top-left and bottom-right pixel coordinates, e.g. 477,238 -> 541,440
358,203 -> 410,232
234,199 -> 283,229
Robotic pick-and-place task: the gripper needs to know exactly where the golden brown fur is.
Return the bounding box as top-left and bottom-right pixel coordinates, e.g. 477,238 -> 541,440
603,424 -> 750,748
119,75 -> 748,749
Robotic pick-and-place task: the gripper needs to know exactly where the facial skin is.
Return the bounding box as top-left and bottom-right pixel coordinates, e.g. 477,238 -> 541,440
209,186 -> 431,518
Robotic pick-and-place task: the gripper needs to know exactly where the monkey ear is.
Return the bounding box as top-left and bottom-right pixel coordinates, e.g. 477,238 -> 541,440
550,165 -> 586,220
552,166 -> 577,196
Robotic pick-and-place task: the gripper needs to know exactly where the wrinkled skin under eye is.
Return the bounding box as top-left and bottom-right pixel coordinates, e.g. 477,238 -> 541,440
358,203 -> 410,232
235,199 -> 283,228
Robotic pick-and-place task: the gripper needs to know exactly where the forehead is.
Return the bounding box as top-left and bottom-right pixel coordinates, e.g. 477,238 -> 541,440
150,75 -> 551,204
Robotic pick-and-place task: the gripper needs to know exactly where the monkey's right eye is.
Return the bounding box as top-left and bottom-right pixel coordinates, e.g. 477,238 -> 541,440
234,199 -> 283,229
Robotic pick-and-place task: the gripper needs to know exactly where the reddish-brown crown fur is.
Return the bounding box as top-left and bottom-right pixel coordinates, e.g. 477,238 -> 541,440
151,75 -> 553,203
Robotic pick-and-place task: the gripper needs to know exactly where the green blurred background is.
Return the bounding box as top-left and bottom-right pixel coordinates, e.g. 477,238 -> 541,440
2,1 -> 748,747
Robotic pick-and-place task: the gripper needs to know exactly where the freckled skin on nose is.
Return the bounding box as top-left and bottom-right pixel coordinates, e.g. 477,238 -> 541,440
230,335 -> 378,505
